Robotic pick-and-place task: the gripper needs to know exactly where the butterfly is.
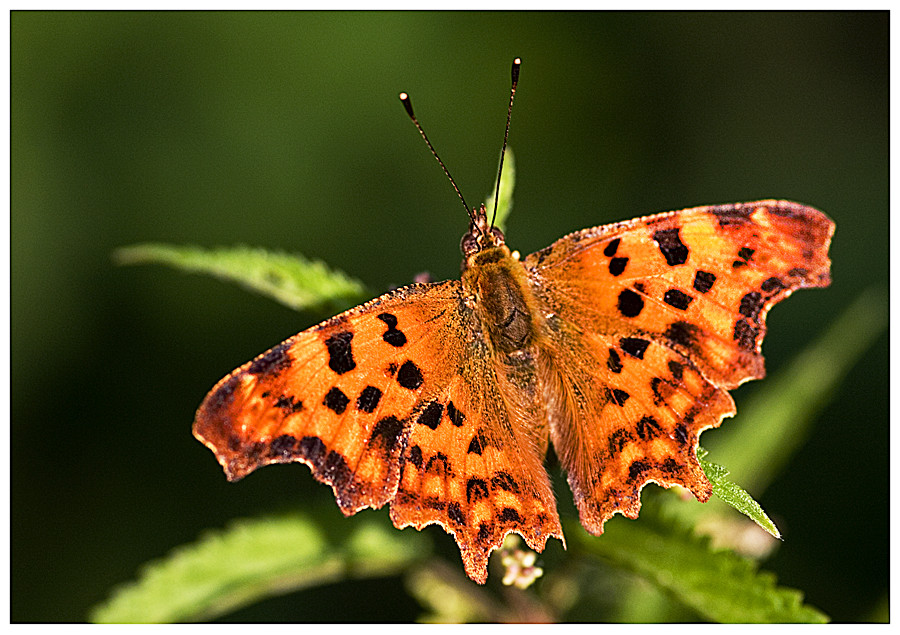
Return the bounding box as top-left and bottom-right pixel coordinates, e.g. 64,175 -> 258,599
193,59 -> 834,584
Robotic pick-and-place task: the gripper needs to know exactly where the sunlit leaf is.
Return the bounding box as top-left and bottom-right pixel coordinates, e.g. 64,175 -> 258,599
698,447 -> 780,539
90,513 -> 429,623
114,244 -> 367,313
484,147 -> 515,233
569,514 -> 827,623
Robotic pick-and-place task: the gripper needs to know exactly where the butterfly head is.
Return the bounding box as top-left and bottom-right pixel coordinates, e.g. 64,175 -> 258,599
461,204 -> 507,258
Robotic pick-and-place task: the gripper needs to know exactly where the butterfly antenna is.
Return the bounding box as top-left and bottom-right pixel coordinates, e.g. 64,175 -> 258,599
399,92 -> 474,223
491,57 -> 521,230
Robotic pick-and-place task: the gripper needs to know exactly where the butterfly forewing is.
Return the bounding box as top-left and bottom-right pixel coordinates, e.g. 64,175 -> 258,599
194,281 -> 463,512
527,201 -> 834,387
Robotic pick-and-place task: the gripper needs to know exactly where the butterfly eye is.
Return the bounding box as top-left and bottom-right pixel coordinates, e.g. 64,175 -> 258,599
490,227 -> 506,244
460,231 -> 479,256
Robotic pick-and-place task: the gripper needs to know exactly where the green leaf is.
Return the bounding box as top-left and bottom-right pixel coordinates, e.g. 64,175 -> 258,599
698,447 -> 780,539
569,514 -> 828,623
90,512 -> 429,623
114,244 -> 367,313
484,147 -> 515,233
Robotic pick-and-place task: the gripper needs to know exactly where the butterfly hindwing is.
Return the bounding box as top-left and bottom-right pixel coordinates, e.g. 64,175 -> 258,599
534,315 -> 734,531
391,353 -> 562,583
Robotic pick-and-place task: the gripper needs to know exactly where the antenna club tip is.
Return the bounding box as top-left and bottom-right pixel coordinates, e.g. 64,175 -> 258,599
511,58 -> 521,84
399,92 -> 415,118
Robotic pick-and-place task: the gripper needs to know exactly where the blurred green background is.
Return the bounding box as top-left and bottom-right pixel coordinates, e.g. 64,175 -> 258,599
12,11 -> 887,622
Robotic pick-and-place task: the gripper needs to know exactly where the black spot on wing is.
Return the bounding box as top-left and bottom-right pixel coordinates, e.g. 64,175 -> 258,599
607,348 -> 623,373
498,507 -> 522,523
424,498 -> 446,511
447,502 -> 465,525
664,320 -> 700,352
608,428 -> 633,456
468,430 -> 486,455
739,291 -> 764,321
610,388 -> 630,406
425,452 -> 451,476
274,395 -> 304,414
397,360 -> 423,390
609,257 -> 628,276
653,228 -> 689,266
323,387 -> 349,414
734,319 -> 759,350
620,337 -> 650,359
761,276 -> 786,293
710,203 -> 752,226
417,401 -> 443,430
733,247 -> 755,269
491,471 -> 519,493
323,450 -> 352,489
325,331 -> 356,375
693,270 -> 716,293
204,375 -> 240,415
407,444 -> 423,469
370,415 -> 404,451
636,415 -> 662,440
467,477 -> 489,503
628,460 -> 649,481
603,238 -> 621,257
377,312 -> 408,348
668,360 -> 684,381
269,434 -> 298,459
617,288 -> 644,318
299,435 -> 326,466
663,289 -> 693,311
356,385 -> 383,413
446,401 -> 465,427
650,376 -> 673,404
661,457 -> 680,473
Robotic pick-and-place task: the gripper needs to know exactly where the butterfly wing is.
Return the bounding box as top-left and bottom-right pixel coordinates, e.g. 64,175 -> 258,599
390,336 -> 562,583
525,200 -> 834,533
194,280 -> 561,584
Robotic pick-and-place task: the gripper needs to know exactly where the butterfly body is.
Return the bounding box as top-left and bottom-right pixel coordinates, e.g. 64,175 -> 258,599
463,243 -> 538,354
195,199 -> 833,583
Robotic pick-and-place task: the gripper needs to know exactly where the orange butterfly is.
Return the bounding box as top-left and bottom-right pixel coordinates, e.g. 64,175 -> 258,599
193,59 -> 834,584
